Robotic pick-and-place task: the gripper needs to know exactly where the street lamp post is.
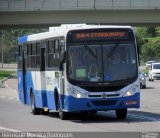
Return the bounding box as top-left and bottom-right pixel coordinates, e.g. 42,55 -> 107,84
1,30 -> 4,68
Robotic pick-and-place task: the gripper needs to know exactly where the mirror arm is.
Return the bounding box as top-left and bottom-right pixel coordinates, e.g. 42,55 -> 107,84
59,51 -> 68,71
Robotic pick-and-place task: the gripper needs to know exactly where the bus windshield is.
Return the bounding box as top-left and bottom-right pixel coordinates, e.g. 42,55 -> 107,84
67,43 -> 137,83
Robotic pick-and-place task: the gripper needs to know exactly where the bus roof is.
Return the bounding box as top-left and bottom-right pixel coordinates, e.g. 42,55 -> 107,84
18,24 -> 133,45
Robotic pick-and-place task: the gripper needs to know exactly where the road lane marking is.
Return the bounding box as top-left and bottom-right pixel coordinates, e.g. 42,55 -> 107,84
0,126 -> 20,132
4,81 -> 17,93
0,96 -> 18,101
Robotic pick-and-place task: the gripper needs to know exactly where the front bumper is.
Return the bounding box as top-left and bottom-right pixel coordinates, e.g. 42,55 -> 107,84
140,81 -> 146,86
62,93 -> 140,112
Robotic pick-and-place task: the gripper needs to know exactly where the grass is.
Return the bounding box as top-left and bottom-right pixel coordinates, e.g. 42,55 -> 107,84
0,70 -> 16,80
141,68 -> 148,74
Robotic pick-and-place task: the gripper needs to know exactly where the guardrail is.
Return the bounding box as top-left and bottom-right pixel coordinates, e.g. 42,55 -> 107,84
0,0 -> 160,11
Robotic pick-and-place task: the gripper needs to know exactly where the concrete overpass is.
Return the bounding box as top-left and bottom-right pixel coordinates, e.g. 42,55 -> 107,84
0,0 -> 160,27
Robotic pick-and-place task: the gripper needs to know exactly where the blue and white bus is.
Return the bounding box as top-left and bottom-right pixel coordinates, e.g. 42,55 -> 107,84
18,24 -> 140,120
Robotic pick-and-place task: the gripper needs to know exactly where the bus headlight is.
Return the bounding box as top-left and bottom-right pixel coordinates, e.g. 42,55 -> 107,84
70,89 -> 86,98
123,87 -> 137,97
125,91 -> 133,96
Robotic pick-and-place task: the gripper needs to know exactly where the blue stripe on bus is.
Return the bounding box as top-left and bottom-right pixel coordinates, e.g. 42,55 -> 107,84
18,70 -> 140,111
18,71 -> 25,104
32,91 -> 140,111
62,93 -> 140,112
18,36 -> 28,44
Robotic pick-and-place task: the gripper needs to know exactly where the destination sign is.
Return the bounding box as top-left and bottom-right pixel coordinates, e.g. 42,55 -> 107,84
75,32 -> 126,39
67,29 -> 132,43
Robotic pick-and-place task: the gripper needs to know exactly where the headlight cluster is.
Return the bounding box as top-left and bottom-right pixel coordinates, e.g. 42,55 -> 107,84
123,87 -> 137,97
140,77 -> 145,81
67,88 -> 86,98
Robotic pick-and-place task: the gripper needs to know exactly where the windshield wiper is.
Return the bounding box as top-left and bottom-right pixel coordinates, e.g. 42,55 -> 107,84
107,42 -> 120,59
84,45 -> 100,80
84,45 -> 97,59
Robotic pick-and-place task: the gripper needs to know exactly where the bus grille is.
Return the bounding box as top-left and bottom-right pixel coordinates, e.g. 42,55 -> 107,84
81,85 -> 126,92
91,100 -> 117,106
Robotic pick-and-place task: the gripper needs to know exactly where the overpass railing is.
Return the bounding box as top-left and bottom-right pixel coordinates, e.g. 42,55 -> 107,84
0,0 -> 160,11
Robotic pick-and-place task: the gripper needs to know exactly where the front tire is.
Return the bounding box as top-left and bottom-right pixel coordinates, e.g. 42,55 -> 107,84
41,109 -> 49,115
142,85 -> 146,89
90,110 -> 97,114
116,109 -> 127,119
151,75 -> 154,81
81,111 -> 88,115
30,93 -> 41,115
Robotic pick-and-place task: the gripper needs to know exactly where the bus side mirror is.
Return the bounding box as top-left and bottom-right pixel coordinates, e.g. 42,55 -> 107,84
59,51 -> 68,71
60,40 -> 65,53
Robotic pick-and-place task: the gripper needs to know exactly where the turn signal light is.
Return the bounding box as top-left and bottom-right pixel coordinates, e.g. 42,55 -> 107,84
125,100 -> 137,105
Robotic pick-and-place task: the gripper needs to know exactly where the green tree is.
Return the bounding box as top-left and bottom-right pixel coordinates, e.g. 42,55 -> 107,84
0,28 -> 47,63
136,27 -> 160,62
147,27 -> 156,37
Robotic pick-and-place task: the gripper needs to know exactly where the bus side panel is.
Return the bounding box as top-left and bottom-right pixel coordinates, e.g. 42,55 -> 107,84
46,91 -> 56,110
18,70 -> 26,104
26,71 -> 46,108
45,71 -> 57,110
25,71 -> 34,105
34,71 -> 45,108
34,91 -> 43,108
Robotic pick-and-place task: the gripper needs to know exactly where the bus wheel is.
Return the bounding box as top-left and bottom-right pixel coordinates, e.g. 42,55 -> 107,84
142,85 -> 146,89
90,110 -> 97,114
30,93 -> 41,115
41,109 -> 49,115
115,109 -> 127,119
58,98 -> 69,120
81,111 -> 88,115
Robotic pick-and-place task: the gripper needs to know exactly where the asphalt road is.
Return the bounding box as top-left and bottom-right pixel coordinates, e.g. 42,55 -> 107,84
0,78 -> 160,132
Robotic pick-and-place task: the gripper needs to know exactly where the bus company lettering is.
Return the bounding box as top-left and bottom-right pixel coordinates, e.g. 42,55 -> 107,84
76,32 -> 125,39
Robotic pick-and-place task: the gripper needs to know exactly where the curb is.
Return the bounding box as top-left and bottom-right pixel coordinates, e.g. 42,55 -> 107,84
0,73 -> 17,88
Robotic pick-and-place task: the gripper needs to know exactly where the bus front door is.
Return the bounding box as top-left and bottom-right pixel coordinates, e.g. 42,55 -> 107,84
40,47 -> 47,108
20,50 -> 27,104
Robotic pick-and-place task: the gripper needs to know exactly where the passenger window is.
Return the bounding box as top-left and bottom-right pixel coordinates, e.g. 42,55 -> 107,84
47,41 -> 54,68
27,44 -> 32,55
48,41 -> 54,53
32,43 -> 36,55
27,56 -> 31,68
53,40 -> 60,68
31,56 -> 36,68
36,43 -> 40,55
27,44 -> 32,68
36,42 -> 40,69
54,40 -> 59,53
